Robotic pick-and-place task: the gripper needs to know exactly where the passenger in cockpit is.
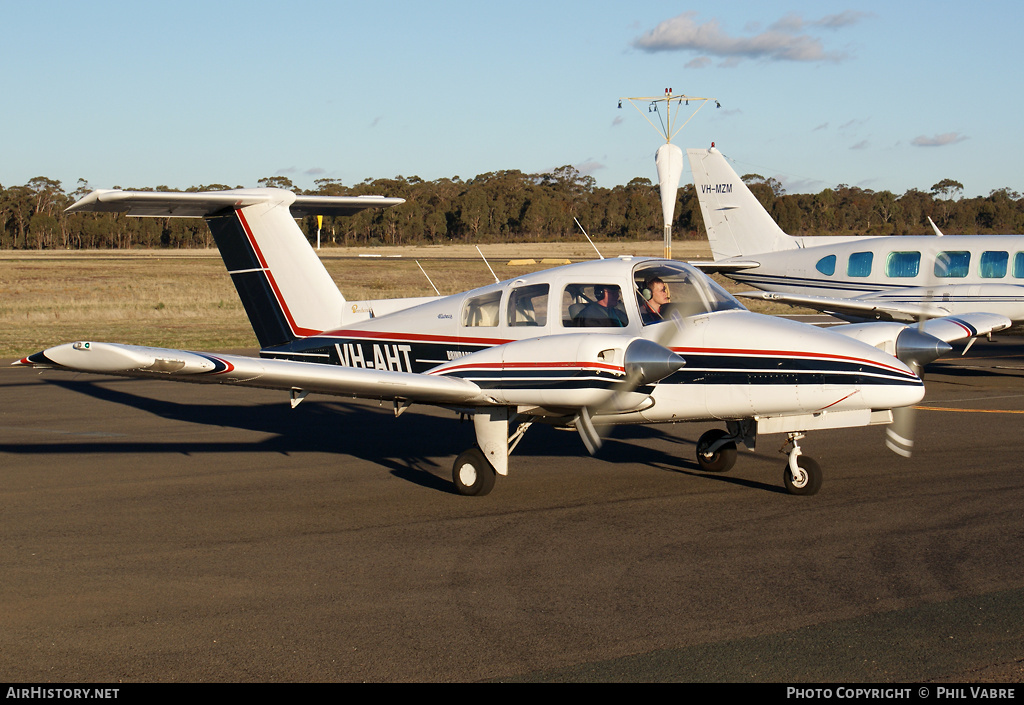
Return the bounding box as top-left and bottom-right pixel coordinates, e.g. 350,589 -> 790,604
575,285 -> 628,327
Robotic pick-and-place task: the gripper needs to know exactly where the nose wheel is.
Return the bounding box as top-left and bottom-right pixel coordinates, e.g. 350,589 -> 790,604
781,433 -> 822,496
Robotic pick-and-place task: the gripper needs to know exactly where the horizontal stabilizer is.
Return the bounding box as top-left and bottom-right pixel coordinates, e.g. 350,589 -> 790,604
66,188 -> 404,218
689,260 -> 761,274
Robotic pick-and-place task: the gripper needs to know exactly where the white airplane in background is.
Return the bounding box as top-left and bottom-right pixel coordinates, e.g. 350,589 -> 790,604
13,186 -> 1008,496
688,145 -> 1024,328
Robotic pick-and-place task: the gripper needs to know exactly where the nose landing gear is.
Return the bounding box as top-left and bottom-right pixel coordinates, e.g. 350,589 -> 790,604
780,433 -> 822,496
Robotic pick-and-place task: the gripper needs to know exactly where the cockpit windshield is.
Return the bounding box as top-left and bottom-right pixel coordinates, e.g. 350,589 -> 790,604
633,261 -> 743,325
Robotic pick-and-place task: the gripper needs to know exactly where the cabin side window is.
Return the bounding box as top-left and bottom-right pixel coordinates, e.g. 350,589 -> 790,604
461,291 -> 501,327
885,251 -> 921,278
506,284 -> 549,326
1014,252 -> 1024,278
979,251 -> 1008,279
815,255 -> 836,276
934,251 -> 970,278
561,284 -> 628,327
847,251 -> 873,277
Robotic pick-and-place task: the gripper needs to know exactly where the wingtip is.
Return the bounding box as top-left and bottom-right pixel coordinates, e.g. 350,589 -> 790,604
10,351 -> 51,367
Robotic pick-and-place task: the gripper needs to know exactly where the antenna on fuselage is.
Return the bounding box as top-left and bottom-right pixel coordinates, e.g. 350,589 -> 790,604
574,217 -> 604,259
416,260 -> 441,295
618,88 -> 719,260
476,246 -> 500,284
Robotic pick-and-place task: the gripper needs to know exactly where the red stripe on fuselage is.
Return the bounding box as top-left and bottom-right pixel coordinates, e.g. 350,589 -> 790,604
235,209 -> 321,338
317,328 -> 513,346
430,360 -> 625,376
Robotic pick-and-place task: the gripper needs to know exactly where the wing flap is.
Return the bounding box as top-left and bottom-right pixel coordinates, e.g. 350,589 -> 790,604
736,290 -> 948,321
15,342 -> 489,405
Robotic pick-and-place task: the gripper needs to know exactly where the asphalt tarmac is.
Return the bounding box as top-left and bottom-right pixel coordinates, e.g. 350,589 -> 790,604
2,338 -> 1023,683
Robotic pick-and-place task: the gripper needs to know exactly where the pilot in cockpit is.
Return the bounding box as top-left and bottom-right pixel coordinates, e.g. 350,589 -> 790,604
639,276 -> 672,323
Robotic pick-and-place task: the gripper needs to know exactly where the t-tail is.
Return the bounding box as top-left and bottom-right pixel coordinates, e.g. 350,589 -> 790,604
687,146 -> 795,261
66,188 -> 404,348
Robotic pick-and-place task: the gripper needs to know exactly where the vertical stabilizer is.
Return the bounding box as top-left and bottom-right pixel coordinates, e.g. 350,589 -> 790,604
65,187 -> 405,350
687,146 -> 795,260
206,192 -> 346,347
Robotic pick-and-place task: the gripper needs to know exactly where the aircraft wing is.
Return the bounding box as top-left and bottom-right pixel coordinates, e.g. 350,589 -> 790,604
65,189 -> 405,218
735,290 -> 950,322
918,313 -> 1012,342
689,260 -> 761,274
14,342 -> 491,406
829,312 -> 1011,352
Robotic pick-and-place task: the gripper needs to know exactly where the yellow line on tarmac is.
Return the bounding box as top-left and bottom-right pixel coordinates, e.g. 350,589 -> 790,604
917,405 -> 1024,414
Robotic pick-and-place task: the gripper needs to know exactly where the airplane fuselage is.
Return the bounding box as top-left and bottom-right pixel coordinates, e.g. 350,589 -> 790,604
723,235 -> 1024,323
262,257 -> 923,428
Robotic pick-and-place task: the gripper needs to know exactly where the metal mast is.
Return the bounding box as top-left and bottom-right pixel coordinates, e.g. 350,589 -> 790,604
618,88 -> 718,259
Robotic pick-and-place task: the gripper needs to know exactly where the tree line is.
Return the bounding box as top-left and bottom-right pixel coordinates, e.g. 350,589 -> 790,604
2,168 -> 1022,250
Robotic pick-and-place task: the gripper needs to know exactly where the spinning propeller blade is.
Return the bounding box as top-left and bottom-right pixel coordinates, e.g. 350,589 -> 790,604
575,320 -> 686,454
886,323 -> 952,457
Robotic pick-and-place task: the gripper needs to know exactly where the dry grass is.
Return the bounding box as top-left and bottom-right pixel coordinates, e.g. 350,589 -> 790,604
0,240 -> 799,358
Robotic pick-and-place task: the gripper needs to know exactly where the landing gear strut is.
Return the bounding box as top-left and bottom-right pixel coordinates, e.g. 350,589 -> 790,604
780,433 -> 822,496
452,411 -> 534,496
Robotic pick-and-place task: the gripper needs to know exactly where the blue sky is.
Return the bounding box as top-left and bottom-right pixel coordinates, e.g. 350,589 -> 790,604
2,1 -> 1021,197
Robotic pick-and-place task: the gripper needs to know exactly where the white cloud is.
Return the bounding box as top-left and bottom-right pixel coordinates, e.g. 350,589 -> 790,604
632,10 -> 868,63
816,11 -> 873,29
575,160 -> 605,176
911,133 -> 969,147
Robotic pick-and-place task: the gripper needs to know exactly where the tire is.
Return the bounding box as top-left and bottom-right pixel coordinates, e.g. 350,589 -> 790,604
783,456 -> 822,496
452,448 -> 497,497
695,429 -> 737,473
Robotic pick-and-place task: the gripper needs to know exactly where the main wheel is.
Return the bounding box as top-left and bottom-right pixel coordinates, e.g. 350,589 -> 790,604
695,429 -> 737,473
452,448 -> 497,496
783,456 -> 822,496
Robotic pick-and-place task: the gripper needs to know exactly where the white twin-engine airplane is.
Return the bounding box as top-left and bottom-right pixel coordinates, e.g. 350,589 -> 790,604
13,186 -> 1007,496
688,144 -> 1024,326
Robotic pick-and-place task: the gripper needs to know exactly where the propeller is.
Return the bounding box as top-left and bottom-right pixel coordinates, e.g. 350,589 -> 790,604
575,319 -> 686,454
886,323 -> 952,457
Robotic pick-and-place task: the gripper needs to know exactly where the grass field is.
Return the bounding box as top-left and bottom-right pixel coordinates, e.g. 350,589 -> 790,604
0,240 -> 799,358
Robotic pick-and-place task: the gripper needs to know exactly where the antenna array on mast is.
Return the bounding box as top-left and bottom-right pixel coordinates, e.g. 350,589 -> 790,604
618,88 -> 720,259
618,88 -> 718,144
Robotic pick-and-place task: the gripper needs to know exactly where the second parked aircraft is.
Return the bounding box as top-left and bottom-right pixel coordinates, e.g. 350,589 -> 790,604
688,145 -> 1024,325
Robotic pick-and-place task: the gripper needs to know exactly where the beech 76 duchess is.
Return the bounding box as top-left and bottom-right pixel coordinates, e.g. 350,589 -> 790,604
14,187 -> 1008,496
688,144 -> 1024,325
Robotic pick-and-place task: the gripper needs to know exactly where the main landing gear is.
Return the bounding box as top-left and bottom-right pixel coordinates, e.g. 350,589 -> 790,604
695,428 -> 738,473
694,427 -> 823,496
452,448 -> 496,496
452,410 -> 533,497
